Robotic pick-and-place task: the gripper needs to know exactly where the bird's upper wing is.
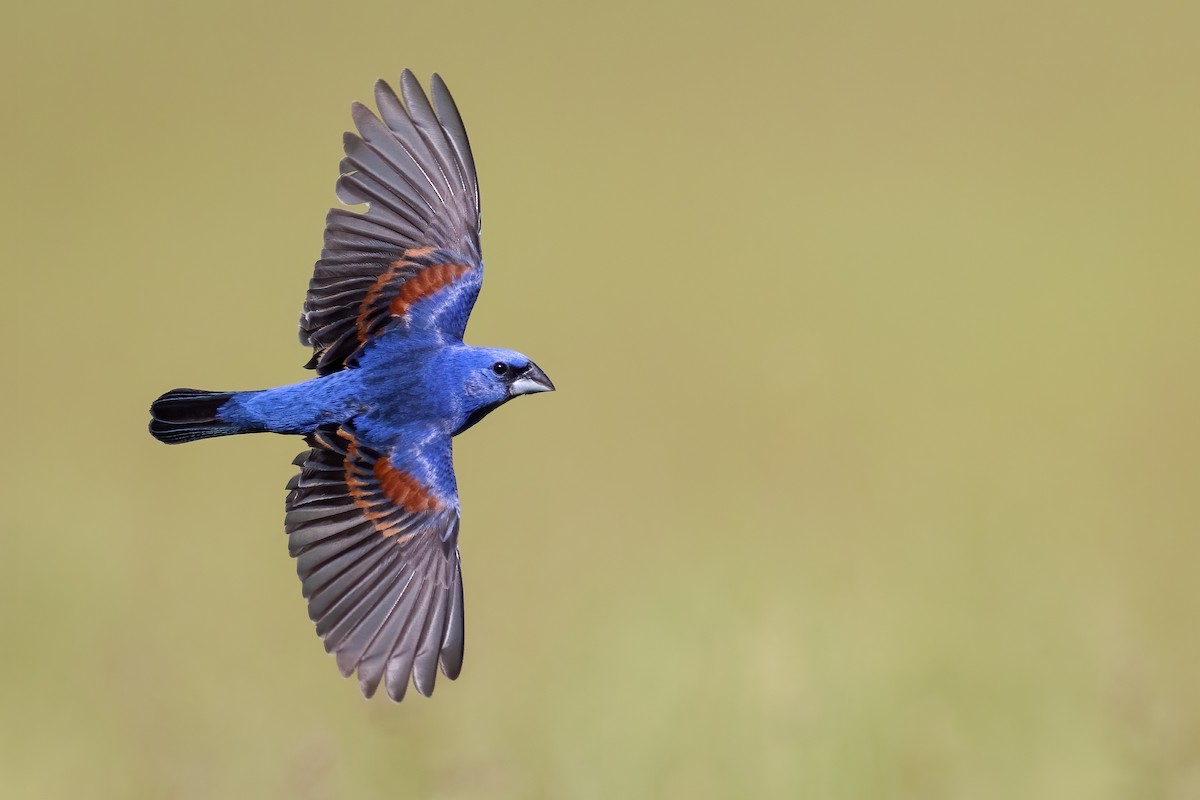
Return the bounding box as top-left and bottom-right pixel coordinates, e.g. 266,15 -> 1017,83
284,424 -> 464,701
300,71 -> 483,375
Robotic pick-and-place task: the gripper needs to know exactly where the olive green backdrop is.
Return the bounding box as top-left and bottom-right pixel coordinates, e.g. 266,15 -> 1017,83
4,1 -> 1199,798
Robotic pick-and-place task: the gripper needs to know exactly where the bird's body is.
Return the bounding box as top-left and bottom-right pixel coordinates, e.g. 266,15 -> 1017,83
149,72 -> 552,702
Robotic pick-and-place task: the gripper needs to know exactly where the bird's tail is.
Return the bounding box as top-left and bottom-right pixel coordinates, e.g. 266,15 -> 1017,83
149,388 -> 250,444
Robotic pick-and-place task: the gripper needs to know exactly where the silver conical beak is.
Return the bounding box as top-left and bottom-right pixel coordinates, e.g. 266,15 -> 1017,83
510,362 -> 555,396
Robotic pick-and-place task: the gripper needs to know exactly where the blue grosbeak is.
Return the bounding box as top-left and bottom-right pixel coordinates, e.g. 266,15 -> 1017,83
149,71 -> 554,701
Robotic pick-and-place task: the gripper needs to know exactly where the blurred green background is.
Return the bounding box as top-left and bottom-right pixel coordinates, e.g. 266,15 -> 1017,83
4,1 -> 1199,797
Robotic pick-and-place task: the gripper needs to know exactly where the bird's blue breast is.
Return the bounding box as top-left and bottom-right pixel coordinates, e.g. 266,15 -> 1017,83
354,330 -> 465,433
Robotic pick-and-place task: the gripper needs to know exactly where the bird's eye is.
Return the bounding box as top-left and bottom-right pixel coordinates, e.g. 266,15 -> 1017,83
492,362 -> 509,376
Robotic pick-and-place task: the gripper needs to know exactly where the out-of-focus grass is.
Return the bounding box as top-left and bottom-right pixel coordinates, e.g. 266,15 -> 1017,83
3,1 -> 1199,797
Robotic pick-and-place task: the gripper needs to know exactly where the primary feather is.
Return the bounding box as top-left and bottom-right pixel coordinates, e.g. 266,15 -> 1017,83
148,71 -> 553,702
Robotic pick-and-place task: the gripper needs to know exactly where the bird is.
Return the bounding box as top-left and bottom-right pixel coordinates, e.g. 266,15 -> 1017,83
148,71 -> 554,702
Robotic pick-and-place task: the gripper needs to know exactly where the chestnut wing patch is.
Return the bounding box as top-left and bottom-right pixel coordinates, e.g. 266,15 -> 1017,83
303,247 -> 480,373
285,426 -> 465,701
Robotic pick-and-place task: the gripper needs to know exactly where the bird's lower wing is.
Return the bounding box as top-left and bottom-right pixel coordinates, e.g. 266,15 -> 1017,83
285,426 -> 464,701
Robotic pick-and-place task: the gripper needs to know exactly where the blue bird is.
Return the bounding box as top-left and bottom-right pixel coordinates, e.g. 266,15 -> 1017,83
149,71 -> 554,701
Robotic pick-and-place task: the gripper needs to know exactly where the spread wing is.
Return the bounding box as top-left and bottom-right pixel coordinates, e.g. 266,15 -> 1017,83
300,71 -> 483,375
284,425 -> 464,701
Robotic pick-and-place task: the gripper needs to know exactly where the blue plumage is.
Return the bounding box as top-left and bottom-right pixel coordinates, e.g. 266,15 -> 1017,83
149,72 -> 553,701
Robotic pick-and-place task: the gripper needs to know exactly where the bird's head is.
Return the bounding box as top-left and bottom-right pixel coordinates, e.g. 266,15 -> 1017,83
443,346 -> 554,435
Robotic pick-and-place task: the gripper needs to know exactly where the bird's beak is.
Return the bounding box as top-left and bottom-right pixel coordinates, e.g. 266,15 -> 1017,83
510,362 -> 555,396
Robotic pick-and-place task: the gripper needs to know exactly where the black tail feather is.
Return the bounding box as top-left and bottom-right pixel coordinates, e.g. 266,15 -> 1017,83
149,388 -> 242,444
